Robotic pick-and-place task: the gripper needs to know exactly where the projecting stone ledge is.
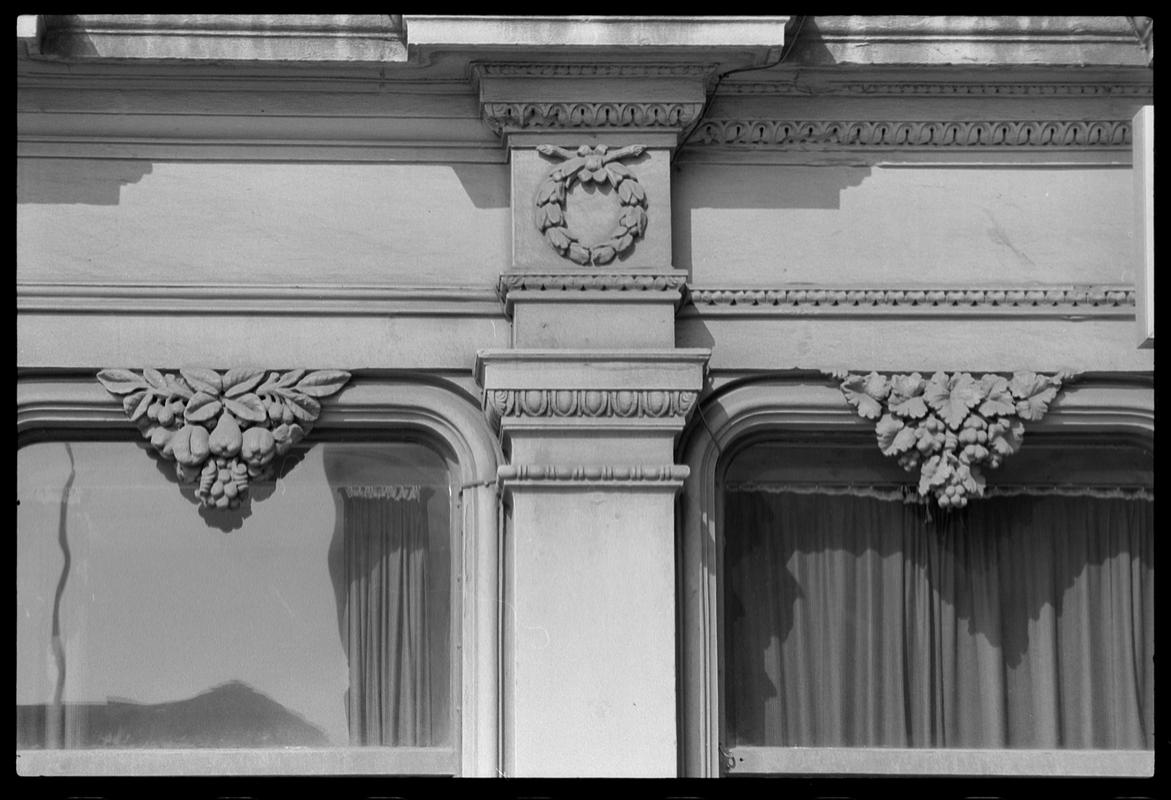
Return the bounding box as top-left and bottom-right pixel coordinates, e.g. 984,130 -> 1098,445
33,15 -> 408,62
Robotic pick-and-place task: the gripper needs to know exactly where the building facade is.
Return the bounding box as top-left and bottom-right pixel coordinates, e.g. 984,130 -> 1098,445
17,15 -> 1155,781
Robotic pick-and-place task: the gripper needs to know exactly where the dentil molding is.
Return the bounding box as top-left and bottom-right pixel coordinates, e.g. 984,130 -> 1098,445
97,367 -> 350,514
685,286 -> 1136,318
839,370 -> 1072,509
689,287 -> 1135,306
498,272 -> 687,295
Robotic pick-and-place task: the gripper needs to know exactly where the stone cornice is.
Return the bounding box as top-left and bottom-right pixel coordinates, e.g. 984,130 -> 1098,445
787,16 -> 1149,68
695,119 -> 1132,149
684,286 -> 1136,318
34,15 -> 408,62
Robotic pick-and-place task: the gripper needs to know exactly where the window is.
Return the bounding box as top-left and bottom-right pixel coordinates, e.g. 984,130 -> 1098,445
16,436 -> 459,776
718,433 -> 1153,776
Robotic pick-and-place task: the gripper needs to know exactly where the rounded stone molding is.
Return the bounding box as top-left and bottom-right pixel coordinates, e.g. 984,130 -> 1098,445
18,372 -> 504,777
676,374 -> 1153,777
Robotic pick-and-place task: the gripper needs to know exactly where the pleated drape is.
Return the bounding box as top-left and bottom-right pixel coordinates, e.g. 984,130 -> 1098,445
723,491 -> 1153,750
340,487 -> 432,747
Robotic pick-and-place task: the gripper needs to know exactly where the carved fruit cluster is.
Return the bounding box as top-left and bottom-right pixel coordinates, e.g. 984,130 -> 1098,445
97,367 -> 350,510
534,143 -> 649,266
840,371 -> 1066,509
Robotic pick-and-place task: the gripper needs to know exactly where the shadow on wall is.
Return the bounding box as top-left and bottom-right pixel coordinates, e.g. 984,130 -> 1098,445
671,164 -> 872,276
451,163 -> 510,210
17,160 -> 511,210
18,159 -> 153,206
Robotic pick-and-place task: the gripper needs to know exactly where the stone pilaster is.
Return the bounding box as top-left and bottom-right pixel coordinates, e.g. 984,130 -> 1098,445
475,62 -> 713,777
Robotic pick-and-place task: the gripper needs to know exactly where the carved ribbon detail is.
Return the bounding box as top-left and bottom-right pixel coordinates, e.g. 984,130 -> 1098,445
534,143 -> 649,266
97,367 -> 350,511
840,371 -> 1069,509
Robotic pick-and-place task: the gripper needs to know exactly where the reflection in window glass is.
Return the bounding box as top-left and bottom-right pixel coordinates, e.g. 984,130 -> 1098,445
722,441 -> 1153,751
16,440 -> 453,750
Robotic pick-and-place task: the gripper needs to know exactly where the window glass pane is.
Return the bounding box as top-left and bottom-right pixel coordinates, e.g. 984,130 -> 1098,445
16,440 -> 453,750
722,441 -> 1153,751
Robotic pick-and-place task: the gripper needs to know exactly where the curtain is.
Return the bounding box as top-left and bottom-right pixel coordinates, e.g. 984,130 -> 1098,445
340,485 -> 432,747
723,490 -> 1154,750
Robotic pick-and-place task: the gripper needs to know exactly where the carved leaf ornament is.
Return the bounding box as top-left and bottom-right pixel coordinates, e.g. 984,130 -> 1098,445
97,367 -> 350,511
534,143 -> 649,266
840,371 -> 1067,509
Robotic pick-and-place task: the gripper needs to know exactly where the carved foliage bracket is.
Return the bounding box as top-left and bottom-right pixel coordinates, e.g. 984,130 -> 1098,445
97,367 -> 350,513
839,370 -> 1069,509
534,143 -> 649,266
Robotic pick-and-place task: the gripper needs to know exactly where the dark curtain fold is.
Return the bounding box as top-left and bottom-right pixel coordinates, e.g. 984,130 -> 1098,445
340,487 -> 432,747
723,491 -> 1153,750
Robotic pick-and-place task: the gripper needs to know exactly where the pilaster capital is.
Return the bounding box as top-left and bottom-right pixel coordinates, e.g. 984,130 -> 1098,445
475,348 -> 710,476
476,348 -> 708,426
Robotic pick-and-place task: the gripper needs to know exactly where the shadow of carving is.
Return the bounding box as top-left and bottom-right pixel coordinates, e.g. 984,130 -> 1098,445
671,163 -> 872,275
450,163 -> 510,210
18,159 -> 154,206
149,448 -> 307,533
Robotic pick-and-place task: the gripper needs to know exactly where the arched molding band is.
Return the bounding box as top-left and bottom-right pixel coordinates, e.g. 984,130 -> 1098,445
16,373 -> 503,779
676,375 -> 1153,778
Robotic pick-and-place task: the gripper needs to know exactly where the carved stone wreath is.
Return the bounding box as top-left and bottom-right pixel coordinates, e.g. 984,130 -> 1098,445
97,367 -> 350,512
534,143 -> 649,266
839,370 -> 1070,509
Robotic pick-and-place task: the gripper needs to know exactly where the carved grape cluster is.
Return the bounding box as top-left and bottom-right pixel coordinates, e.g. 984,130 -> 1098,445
840,371 -> 1068,509
97,367 -> 350,510
534,143 -> 649,266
